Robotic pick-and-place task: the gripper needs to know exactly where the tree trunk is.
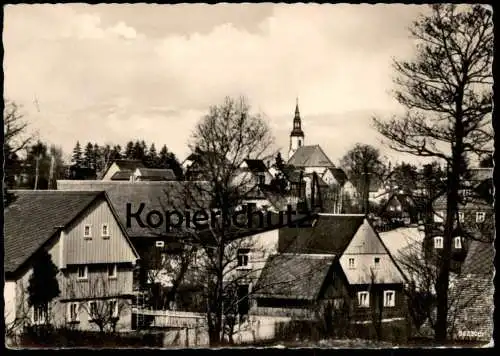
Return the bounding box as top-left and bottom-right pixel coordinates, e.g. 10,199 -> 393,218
435,97 -> 464,342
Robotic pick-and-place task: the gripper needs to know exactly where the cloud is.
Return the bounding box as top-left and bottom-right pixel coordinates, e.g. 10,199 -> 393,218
4,4 -> 425,162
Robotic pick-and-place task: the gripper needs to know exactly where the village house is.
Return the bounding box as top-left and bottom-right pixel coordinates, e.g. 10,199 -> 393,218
424,167 -> 493,272
100,159 -> 145,181
253,214 -> 407,322
380,193 -> 426,226
4,190 -> 139,333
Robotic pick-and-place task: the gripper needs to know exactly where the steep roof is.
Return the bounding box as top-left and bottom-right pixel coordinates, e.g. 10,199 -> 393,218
4,190 -> 104,274
242,159 -> 268,173
136,168 -> 176,181
287,145 -> 334,168
253,253 -> 336,300
56,180 -> 312,242
461,240 -> 495,275
57,181 -> 210,238
278,214 -> 365,254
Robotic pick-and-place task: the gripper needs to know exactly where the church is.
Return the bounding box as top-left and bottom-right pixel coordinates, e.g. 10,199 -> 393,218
280,99 -> 358,213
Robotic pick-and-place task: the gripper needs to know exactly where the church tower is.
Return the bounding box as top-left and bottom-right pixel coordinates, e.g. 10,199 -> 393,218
288,98 -> 305,160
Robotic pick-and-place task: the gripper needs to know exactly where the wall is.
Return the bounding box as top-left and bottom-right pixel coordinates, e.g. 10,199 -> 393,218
350,284 -> 406,322
63,199 -> 137,266
4,281 -> 17,326
340,220 -> 405,285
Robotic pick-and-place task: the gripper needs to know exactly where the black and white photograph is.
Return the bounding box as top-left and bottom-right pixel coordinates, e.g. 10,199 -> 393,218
2,3 -> 494,349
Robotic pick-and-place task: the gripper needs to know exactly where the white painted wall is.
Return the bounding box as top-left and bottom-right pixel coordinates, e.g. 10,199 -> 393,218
4,281 -> 17,326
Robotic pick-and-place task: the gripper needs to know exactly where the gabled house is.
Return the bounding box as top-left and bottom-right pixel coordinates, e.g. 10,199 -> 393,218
251,254 -> 350,320
380,193 -> 425,225
276,214 -> 407,322
425,173 -> 494,272
101,159 -> 145,181
4,190 -> 139,333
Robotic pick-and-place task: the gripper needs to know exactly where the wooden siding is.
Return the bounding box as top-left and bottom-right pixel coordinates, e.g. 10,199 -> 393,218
350,284 -> 406,321
61,265 -> 134,300
341,220 -> 405,285
63,199 -> 136,266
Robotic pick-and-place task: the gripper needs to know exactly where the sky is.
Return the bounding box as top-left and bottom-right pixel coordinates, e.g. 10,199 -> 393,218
4,3 -> 432,166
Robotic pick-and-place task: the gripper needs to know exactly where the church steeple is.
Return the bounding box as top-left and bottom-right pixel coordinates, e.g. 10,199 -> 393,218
291,97 -> 304,137
289,97 -> 305,160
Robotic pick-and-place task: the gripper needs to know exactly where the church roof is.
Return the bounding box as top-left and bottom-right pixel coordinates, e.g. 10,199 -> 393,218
287,145 -> 334,168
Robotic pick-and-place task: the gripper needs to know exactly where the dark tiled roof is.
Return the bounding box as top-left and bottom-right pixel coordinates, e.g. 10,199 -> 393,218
136,168 -> 176,181
278,214 -> 365,254
243,159 -> 268,173
253,253 -> 336,300
461,240 -> 494,275
57,181 -> 210,238
4,190 -> 103,274
56,180 -> 311,241
111,170 -> 133,180
287,145 -> 334,168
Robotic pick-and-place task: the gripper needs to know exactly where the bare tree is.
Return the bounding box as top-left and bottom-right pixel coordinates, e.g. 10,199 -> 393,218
340,143 -> 387,214
154,96 -> 275,345
3,100 -> 33,155
397,241 -> 484,339
372,4 -> 493,341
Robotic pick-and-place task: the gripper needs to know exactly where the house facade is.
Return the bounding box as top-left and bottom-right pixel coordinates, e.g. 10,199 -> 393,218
262,214 -> 408,323
100,159 -> 145,181
4,191 -> 139,333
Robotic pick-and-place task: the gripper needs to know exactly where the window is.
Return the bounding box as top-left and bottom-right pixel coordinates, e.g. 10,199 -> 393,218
357,291 -> 369,308
77,265 -> 88,280
237,249 -> 250,268
374,257 -> 380,268
454,236 -> 462,249
258,174 -> 265,186
298,139 -> 302,147
155,240 -> 165,248
67,302 -> 79,323
384,290 -> 396,307
84,224 -> 92,238
476,212 -> 486,223
108,264 -> 117,279
88,301 -> 98,321
32,304 -> 48,325
434,236 -> 443,249
101,224 -> 110,238
108,300 -> 118,318
396,205 -> 402,212
389,206 -> 395,211
458,212 -> 464,223
348,258 -> 355,269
